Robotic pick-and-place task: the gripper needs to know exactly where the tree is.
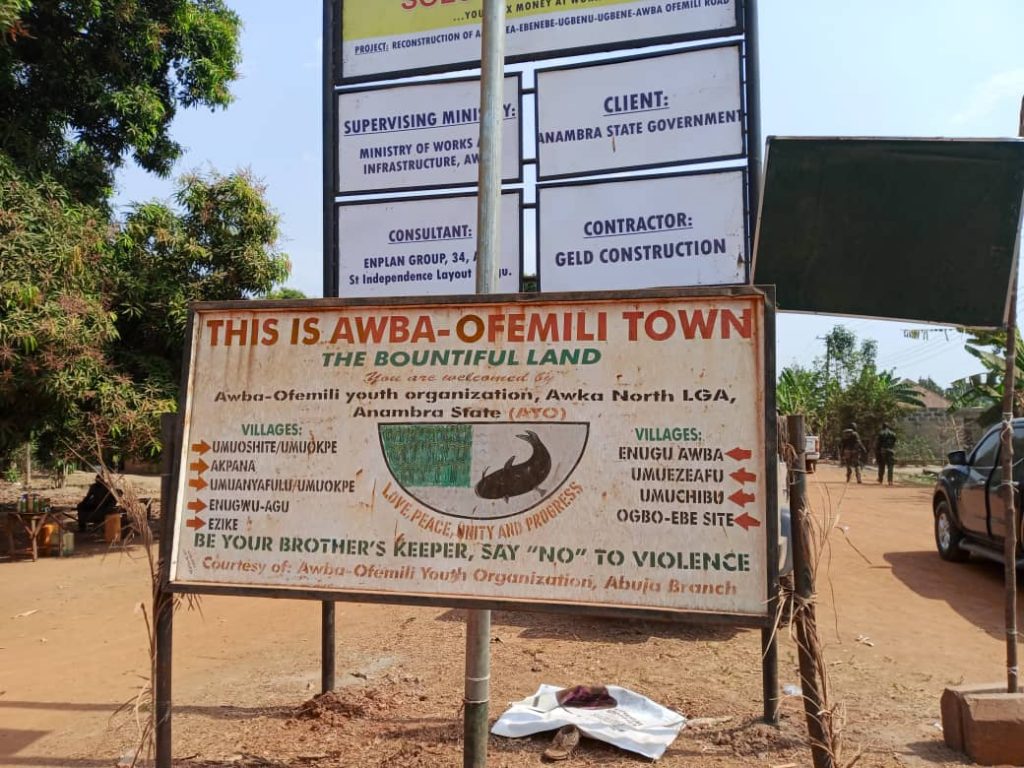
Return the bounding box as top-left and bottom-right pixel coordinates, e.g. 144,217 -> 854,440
916,377 -> 945,397
0,2 -> 293,470
819,325 -> 878,388
0,152 -> 172,466
0,160 -> 289,468
829,369 -> 925,451
777,365 -> 823,422
778,326 -> 925,453
110,171 -> 290,385
0,0 -> 241,204
266,287 -> 307,300
949,329 -> 1024,425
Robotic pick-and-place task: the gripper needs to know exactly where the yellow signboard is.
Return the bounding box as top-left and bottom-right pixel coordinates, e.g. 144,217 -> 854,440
340,0 -> 739,82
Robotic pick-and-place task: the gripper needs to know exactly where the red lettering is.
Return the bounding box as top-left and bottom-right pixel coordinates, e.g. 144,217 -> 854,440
677,309 -> 718,339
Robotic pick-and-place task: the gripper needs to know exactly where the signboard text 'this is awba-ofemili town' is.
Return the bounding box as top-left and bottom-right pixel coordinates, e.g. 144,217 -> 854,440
203,307 -> 754,347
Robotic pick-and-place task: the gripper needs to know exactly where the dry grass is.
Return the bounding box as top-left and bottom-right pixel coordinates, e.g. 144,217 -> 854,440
780,446 -> 861,768
77,458 -> 197,768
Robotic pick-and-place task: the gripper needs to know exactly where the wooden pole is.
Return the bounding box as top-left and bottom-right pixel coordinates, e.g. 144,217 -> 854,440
1000,95 -> 1023,695
1001,287 -> 1018,694
787,415 -> 832,768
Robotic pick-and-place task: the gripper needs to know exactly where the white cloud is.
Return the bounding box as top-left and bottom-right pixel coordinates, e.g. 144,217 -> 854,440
951,69 -> 1024,130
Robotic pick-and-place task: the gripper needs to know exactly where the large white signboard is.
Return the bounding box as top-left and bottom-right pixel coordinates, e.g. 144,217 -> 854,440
538,172 -> 747,292
338,76 -> 522,194
337,193 -> 521,297
340,0 -> 739,82
170,293 -> 769,617
536,46 -> 744,179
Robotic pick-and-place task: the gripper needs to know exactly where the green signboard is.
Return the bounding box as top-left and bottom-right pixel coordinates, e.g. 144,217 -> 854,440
754,138 -> 1024,328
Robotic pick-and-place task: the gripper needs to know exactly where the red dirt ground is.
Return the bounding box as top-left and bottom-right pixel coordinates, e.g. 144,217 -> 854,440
2,464 -> 1018,767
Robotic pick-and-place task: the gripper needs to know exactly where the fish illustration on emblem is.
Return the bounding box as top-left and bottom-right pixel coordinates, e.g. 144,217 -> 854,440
474,430 -> 552,502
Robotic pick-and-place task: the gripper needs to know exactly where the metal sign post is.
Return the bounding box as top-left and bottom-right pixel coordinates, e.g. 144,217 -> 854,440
156,413 -> 180,768
321,0 -> 338,692
466,1 -> 506,765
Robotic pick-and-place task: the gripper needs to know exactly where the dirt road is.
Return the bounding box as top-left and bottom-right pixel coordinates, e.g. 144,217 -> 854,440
1,465 -> 1017,767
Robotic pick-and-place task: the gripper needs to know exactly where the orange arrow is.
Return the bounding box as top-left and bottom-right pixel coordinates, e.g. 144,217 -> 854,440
726,447 -> 752,461
734,512 -> 761,530
729,489 -> 756,507
189,477 -> 208,491
191,440 -> 210,455
730,468 -> 757,485
189,458 -> 209,474
187,499 -> 207,513
186,517 -> 206,530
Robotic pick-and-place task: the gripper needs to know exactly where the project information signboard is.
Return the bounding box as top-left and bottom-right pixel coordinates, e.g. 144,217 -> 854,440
338,75 -> 523,194
538,171 -> 747,292
169,291 -> 770,618
337,192 -> 522,297
535,45 -> 744,179
339,0 -> 740,83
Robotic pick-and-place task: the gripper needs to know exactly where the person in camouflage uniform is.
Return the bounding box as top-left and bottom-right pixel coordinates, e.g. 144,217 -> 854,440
875,422 -> 897,486
840,423 -> 866,483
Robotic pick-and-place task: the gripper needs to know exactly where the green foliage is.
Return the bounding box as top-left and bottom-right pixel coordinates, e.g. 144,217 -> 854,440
828,369 -> 925,453
777,325 -> 925,452
0,0 -> 241,204
949,328 -> 1024,425
916,376 -> 945,397
0,2 -> 292,469
0,152 -> 158,463
899,434 -> 939,465
265,286 -> 307,300
776,366 -> 823,420
0,157 -> 289,467
820,325 -> 878,388
0,1 -> 30,42
111,171 -> 290,381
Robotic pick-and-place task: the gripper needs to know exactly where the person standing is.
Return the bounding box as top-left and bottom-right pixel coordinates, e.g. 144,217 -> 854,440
840,423 -> 866,483
876,422 -> 897,486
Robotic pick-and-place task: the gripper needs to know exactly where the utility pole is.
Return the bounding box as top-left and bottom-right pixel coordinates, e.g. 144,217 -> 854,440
816,335 -> 833,449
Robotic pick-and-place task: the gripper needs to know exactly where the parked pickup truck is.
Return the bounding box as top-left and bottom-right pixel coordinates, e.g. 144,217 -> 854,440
932,419 -> 1024,567
805,434 -> 820,473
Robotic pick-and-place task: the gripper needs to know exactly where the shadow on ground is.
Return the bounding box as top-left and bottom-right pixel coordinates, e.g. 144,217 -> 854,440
884,549 -> 1024,643
436,608 -> 744,643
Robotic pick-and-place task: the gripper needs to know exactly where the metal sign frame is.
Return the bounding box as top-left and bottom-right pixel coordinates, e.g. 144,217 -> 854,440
165,286 -> 779,630
334,189 -> 525,298
534,41 -> 748,182
535,168 -> 751,292
335,0 -> 742,85
322,0 -> 762,299
335,72 -> 525,196
753,137 -> 1024,325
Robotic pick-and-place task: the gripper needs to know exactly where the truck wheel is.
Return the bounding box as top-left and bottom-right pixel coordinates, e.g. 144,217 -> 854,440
935,499 -> 969,562
806,460 -> 816,474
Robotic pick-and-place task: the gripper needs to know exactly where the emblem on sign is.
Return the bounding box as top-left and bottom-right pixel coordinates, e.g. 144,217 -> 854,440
379,422 -> 589,520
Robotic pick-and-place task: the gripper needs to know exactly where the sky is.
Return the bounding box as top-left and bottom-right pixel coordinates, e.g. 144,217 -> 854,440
113,0 -> 1024,388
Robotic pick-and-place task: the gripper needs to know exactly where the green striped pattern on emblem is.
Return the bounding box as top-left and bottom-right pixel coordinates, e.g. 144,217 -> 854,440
380,424 -> 474,488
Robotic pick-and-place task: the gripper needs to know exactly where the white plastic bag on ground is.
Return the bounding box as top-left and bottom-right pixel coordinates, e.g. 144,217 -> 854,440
491,684 -> 686,760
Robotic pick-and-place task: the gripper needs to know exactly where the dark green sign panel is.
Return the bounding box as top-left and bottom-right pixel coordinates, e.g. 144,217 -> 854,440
754,138 -> 1024,328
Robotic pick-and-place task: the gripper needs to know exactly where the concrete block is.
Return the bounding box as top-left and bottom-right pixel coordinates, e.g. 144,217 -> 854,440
962,692 -> 1024,766
942,683 -> 1004,752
